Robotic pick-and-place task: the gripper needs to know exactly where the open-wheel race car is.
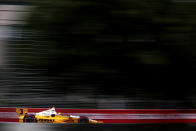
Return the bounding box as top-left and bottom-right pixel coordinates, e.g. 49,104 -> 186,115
16,107 -> 103,123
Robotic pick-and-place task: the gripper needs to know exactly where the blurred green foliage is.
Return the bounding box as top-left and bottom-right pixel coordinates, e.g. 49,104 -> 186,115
16,0 -> 196,100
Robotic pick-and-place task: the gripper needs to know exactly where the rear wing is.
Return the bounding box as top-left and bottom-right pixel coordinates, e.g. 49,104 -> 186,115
16,108 -> 28,115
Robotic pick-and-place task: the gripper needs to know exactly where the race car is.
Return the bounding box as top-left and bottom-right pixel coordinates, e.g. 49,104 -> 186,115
16,107 -> 103,123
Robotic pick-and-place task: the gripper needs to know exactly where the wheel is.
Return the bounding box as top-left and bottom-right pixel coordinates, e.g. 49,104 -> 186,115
23,114 -> 37,123
78,117 -> 89,123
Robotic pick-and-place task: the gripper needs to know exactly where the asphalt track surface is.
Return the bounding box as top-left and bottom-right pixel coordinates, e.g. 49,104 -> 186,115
1,123 -> 196,131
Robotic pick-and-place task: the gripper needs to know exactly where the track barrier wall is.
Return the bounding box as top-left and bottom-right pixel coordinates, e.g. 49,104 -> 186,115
1,108 -> 196,123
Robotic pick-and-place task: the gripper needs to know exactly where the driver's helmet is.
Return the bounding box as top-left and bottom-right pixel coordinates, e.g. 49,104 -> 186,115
49,107 -> 57,115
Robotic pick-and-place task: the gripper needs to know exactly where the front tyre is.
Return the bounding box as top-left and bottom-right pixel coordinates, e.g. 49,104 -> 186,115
78,117 -> 89,123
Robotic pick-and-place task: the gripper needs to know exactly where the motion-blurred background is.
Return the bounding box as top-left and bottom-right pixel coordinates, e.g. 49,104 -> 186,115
0,0 -> 196,109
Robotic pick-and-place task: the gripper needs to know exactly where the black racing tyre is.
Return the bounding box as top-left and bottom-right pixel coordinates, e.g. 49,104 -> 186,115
23,115 -> 37,123
78,117 -> 89,123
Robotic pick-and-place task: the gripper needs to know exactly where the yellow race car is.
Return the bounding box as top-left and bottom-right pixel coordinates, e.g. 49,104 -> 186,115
16,107 -> 103,123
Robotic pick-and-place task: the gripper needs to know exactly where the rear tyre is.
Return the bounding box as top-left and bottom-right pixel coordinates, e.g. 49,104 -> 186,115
23,114 -> 37,123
